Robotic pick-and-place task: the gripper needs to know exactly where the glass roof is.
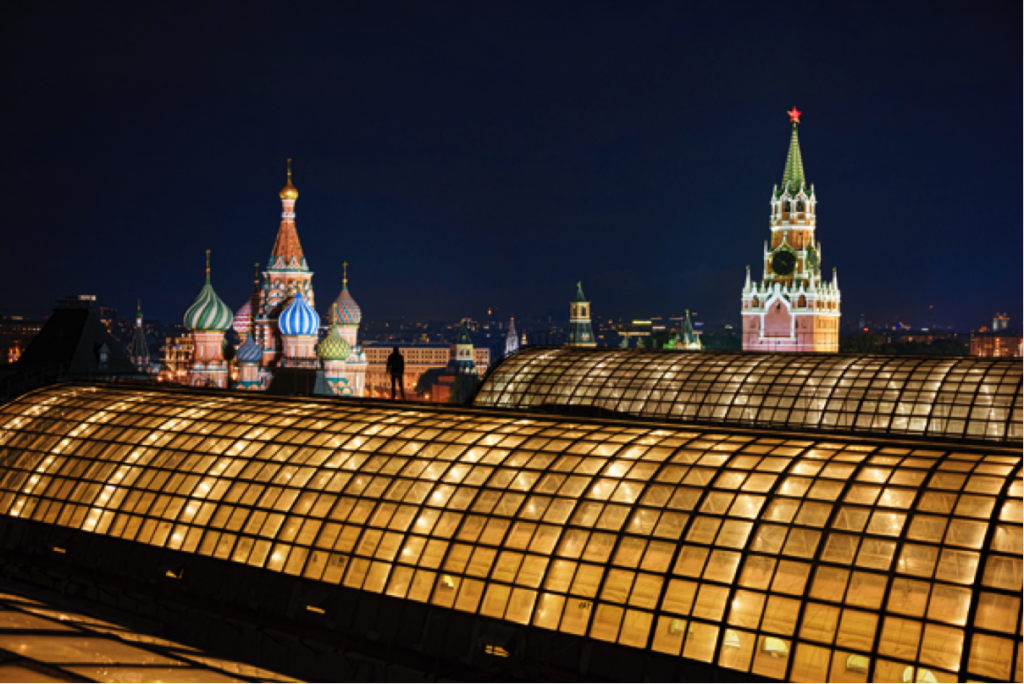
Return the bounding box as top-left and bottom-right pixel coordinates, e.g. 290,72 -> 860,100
0,384 -> 1020,683
0,581 -> 296,682
475,349 -> 1024,444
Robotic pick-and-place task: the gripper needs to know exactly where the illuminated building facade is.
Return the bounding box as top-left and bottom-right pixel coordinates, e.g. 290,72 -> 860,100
742,110 -> 840,352
971,332 -> 1023,358
159,335 -> 193,381
363,343 -> 490,399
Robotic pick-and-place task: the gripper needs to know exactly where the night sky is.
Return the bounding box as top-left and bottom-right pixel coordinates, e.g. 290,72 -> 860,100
3,2 -> 1019,330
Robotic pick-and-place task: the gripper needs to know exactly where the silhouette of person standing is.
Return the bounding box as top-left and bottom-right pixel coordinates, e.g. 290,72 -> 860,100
386,346 -> 406,400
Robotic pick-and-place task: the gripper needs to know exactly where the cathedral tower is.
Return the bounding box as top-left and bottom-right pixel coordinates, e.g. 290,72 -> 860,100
277,291 -> 320,367
255,160 -> 315,366
322,262 -> 367,396
741,109 -> 841,352
184,251 -> 233,388
567,282 -> 596,347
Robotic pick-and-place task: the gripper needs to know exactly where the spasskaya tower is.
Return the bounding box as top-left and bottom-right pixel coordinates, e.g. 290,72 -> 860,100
741,109 -> 841,352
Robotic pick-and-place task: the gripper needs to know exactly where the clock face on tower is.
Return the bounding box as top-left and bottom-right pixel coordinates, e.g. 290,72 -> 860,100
806,247 -> 820,273
771,250 -> 797,277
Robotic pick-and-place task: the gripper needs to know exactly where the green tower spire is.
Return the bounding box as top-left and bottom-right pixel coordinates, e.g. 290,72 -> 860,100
781,108 -> 805,193
573,281 -> 587,303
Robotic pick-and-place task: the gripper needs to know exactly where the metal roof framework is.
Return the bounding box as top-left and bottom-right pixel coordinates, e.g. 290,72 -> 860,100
474,349 -> 1023,445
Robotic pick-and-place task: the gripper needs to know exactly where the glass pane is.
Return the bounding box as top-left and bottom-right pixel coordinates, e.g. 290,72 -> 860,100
968,633 -> 1013,680
799,602 -> 840,644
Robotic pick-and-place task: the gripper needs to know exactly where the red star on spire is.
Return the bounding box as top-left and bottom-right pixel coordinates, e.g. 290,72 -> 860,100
787,107 -> 802,124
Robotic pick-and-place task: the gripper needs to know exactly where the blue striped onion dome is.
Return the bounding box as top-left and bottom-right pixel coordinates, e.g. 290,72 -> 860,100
317,325 -> 352,361
330,284 -> 362,327
184,280 -> 233,332
235,335 -> 263,363
278,291 -> 320,336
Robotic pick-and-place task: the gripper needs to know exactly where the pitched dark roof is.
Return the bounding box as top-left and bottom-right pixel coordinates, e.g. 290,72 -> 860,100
16,300 -> 135,377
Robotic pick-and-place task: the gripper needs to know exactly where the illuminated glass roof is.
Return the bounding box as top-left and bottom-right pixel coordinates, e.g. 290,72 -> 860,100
0,582 -> 296,682
475,349 -> 1023,444
0,384 -> 1020,682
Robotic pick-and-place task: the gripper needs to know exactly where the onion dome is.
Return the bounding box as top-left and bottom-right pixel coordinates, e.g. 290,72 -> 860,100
329,262 -> 362,326
233,299 -> 252,337
235,335 -> 263,364
278,291 -> 320,336
184,251 -> 233,332
317,325 -> 352,361
279,158 -> 298,200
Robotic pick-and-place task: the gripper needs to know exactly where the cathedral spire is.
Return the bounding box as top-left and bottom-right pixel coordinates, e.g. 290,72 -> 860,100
781,108 -> 806,193
505,316 -> 519,357
573,281 -> 587,303
269,159 -> 308,272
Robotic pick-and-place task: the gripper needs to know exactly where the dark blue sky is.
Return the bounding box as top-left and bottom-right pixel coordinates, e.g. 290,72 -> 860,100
2,2 -> 1019,330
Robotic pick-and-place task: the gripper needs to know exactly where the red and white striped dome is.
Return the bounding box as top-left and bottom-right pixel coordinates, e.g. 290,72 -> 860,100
233,299 -> 253,337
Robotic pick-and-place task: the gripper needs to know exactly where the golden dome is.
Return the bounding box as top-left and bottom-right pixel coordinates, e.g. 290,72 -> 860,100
279,159 -> 298,200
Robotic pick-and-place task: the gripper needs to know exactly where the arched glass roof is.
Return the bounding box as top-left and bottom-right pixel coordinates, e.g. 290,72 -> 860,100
0,384 -> 1020,682
475,349 -> 1024,444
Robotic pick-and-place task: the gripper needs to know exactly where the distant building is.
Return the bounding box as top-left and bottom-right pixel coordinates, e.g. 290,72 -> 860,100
127,300 -> 152,373
504,317 -> 519,358
12,295 -> 136,379
971,332 -> 1022,358
993,313 -> 1009,332
0,316 -> 45,364
364,341 -> 489,400
160,336 -> 194,382
566,282 -> 596,347
664,310 -> 701,350
742,109 -> 840,352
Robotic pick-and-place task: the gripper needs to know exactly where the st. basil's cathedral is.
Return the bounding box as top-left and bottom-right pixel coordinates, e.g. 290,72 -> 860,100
181,162 -> 368,396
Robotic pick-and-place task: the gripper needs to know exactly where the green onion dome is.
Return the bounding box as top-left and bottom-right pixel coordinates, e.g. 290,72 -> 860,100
184,277 -> 233,332
317,324 -> 352,361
